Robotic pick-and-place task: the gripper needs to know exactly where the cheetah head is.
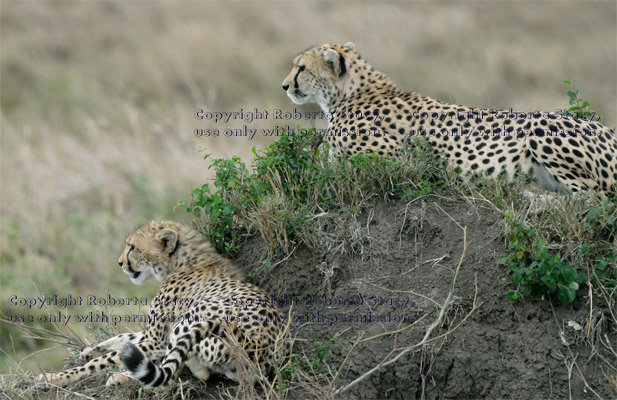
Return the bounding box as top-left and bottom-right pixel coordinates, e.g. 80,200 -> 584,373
118,221 -> 181,285
282,42 -> 356,112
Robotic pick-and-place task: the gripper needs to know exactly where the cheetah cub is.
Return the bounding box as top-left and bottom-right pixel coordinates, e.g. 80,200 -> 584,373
37,221 -> 282,389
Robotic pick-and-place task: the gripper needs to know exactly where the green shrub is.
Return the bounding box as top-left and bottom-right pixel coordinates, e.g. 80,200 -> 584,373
500,212 -> 587,305
177,132 -> 448,258
499,206 -> 616,306
563,80 -> 604,122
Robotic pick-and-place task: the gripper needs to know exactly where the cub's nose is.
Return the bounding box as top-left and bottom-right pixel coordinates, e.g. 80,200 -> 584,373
118,260 -> 123,267
282,84 -> 289,91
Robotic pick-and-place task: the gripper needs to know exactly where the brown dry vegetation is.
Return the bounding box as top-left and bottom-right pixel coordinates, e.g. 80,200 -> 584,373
0,1 -> 615,398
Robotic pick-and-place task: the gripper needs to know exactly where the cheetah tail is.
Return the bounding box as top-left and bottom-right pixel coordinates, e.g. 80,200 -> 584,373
121,321 -> 213,388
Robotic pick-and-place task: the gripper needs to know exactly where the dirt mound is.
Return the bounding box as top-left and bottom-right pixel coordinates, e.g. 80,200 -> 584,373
234,196 -> 614,399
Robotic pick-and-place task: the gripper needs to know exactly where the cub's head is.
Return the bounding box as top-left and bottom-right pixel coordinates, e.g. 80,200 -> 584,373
282,42 -> 357,111
118,221 -> 185,285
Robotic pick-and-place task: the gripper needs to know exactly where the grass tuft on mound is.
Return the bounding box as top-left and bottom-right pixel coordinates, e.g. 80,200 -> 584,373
178,130 -> 615,306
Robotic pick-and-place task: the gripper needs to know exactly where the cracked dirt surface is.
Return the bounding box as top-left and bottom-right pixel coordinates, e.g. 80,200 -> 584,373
235,196 -> 615,399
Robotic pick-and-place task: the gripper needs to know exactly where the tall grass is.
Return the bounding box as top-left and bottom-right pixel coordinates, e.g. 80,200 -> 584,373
1,0 -> 615,376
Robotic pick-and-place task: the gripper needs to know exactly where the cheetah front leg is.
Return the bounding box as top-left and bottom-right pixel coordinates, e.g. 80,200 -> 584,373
80,331 -> 144,360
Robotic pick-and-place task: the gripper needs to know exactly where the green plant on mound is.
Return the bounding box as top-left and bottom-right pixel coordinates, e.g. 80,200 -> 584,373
275,336 -> 341,394
498,84 -> 616,305
500,205 -> 616,305
563,80 -> 604,122
500,212 -> 587,305
585,199 -> 617,238
177,132 -> 448,258
177,154 -> 262,254
582,200 -> 617,289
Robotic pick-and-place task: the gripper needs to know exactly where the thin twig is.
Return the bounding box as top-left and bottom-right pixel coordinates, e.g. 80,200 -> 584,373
333,275 -> 481,397
332,210 -> 475,397
330,313 -> 429,387
587,280 -> 593,338
398,195 -> 428,249
363,281 -> 441,308
0,318 -> 85,350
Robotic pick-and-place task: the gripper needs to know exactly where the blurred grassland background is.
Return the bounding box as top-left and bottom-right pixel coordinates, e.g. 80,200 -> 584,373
0,1 -> 615,374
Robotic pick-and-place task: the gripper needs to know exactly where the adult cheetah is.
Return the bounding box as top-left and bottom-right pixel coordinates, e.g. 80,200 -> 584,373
37,221 -> 282,389
282,42 -> 616,194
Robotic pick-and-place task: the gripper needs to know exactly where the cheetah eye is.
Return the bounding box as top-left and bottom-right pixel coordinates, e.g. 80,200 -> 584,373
298,65 -> 305,72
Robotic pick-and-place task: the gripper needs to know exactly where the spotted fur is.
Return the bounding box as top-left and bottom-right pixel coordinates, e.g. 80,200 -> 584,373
36,221 -> 281,389
282,42 -> 617,194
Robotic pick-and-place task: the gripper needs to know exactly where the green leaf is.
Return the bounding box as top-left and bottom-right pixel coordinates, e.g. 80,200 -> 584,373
557,287 -> 576,305
541,274 -> 554,285
578,244 -> 589,258
561,267 -> 577,283
595,259 -> 607,274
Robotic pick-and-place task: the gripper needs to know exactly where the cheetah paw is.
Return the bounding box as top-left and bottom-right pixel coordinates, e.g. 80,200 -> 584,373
35,373 -> 64,389
79,346 -> 96,360
105,372 -> 134,386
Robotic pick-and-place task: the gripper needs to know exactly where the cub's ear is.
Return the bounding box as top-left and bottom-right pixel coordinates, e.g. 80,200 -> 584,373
343,42 -> 355,51
323,49 -> 347,78
157,229 -> 178,255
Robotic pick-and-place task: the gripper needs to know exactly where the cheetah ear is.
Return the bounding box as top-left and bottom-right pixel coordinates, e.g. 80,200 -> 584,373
323,49 -> 347,78
157,229 -> 178,255
343,42 -> 355,51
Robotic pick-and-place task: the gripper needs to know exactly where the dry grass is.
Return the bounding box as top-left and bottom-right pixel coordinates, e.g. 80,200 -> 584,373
0,0 -> 615,390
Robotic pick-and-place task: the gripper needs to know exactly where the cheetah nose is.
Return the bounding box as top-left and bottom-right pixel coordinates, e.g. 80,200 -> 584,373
118,260 -> 123,267
282,84 -> 289,91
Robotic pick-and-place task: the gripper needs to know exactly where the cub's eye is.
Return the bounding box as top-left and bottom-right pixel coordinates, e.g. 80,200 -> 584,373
298,65 -> 305,72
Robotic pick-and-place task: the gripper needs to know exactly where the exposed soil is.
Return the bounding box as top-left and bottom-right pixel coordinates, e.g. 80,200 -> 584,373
29,196 -> 615,400
233,196 -> 615,400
